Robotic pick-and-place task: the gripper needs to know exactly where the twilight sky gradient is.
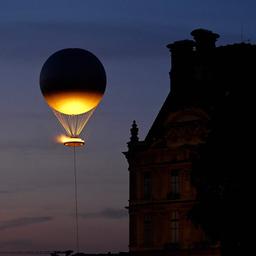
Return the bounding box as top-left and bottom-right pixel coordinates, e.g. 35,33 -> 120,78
0,0 -> 255,253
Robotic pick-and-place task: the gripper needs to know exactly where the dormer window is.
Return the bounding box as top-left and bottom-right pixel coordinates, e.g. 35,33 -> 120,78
168,170 -> 180,199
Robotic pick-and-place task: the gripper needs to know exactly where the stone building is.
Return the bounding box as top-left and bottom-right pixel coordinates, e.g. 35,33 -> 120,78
124,28 -> 256,256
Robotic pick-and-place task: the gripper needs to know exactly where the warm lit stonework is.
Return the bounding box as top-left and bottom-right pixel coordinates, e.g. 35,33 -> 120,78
124,113 -> 218,256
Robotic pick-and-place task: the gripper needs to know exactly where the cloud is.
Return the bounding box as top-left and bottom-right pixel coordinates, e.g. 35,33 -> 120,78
0,239 -> 32,249
0,216 -> 53,231
81,208 -> 128,219
0,20 -> 178,63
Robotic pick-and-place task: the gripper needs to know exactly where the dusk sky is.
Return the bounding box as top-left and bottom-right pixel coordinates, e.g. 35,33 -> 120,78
0,0 -> 255,253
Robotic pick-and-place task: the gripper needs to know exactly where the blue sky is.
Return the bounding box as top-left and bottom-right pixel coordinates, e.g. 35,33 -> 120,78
0,0 -> 255,253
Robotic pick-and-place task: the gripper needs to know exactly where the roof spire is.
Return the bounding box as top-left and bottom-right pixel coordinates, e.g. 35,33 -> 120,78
130,120 -> 139,143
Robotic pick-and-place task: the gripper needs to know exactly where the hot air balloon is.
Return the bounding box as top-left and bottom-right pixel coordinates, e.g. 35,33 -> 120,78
39,48 -> 106,253
40,48 -> 106,146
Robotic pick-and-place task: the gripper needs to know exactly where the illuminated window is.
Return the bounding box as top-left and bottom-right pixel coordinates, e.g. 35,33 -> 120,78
171,211 -> 179,243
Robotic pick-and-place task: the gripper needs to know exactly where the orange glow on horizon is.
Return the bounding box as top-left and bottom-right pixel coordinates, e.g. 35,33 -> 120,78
44,91 -> 103,115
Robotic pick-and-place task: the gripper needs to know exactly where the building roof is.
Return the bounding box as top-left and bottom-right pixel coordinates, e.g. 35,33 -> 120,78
139,29 -> 256,146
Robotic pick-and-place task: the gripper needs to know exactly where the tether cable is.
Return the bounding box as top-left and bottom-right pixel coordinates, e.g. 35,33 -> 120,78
73,146 -> 80,253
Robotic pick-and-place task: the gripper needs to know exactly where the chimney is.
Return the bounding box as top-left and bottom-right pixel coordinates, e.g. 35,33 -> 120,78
166,40 -> 195,92
191,28 -> 219,52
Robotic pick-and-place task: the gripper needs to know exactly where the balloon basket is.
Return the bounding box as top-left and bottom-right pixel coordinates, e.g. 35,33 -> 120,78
63,137 -> 85,147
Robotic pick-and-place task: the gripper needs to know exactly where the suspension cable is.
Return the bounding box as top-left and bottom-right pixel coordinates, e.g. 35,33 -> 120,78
73,146 -> 80,253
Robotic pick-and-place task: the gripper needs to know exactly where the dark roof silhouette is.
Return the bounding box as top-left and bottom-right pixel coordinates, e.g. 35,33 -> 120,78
144,28 -> 256,144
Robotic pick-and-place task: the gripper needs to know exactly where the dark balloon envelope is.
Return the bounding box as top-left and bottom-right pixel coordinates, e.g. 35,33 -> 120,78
40,48 -> 106,115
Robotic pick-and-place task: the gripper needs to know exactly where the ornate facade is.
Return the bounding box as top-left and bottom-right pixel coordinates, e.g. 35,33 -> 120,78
122,29 -> 239,256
